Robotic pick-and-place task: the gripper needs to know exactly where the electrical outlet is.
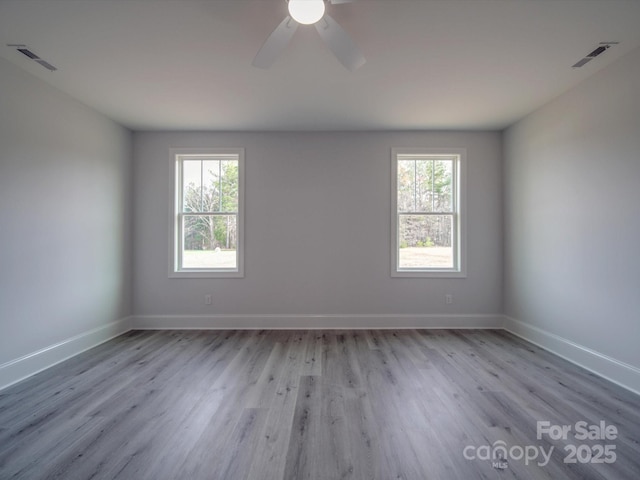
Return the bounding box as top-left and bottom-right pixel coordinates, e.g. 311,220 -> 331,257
205,294 -> 212,305
445,294 -> 453,305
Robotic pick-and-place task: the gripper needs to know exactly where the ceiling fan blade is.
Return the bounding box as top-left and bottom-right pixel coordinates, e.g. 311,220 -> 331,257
252,16 -> 299,69
314,14 -> 365,71
330,0 -> 355,4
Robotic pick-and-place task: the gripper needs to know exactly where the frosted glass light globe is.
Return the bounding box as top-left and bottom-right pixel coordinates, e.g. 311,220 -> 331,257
288,0 -> 326,25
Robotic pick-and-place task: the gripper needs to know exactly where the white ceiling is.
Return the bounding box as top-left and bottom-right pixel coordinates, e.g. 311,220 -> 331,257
1,0 -> 639,131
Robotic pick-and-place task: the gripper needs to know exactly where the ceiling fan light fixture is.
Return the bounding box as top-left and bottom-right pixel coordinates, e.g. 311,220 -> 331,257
288,0 -> 325,25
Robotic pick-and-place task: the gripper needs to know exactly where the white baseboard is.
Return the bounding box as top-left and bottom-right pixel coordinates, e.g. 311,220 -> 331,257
503,315 -> 640,396
0,317 -> 132,391
131,313 -> 504,330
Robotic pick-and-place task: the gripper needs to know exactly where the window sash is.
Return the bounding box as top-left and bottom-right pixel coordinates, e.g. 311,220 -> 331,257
396,212 -> 458,271
177,212 -> 239,271
178,156 -> 239,214
397,157 -> 455,214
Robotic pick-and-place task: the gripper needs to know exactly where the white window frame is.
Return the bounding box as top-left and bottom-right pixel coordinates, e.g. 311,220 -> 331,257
391,148 -> 466,278
169,147 -> 245,278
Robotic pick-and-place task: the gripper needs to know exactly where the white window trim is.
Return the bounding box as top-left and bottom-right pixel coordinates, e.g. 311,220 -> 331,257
391,148 -> 467,278
169,147 -> 245,278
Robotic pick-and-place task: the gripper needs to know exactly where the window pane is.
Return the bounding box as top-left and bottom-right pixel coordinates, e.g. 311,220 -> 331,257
397,160 -> 415,212
220,160 -> 239,212
182,160 -> 202,212
433,159 -> 453,212
182,215 -> 237,269
398,215 -> 453,268
202,160 -> 221,212
416,159 -> 434,212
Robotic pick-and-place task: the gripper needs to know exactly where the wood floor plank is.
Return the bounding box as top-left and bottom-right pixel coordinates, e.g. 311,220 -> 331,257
244,334 -> 305,480
283,375 -> 322,479
317,382 -> 353,479
354,335 -> 432,479
218,407 -> 270,480
1,329 -> 639,480
301,331 -> 323,377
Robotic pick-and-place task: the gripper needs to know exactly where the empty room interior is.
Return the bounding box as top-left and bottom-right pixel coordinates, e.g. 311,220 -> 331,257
1,0 -> 639,479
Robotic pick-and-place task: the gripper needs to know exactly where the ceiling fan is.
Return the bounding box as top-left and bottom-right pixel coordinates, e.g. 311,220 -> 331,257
252,0 -> 365,71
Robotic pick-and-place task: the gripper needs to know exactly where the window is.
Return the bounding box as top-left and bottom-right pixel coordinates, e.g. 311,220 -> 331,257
171,148 -> 244,277
391,148 -> 466,277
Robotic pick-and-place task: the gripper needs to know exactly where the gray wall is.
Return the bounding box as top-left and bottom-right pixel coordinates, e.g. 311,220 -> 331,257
0,58 -> 132,364
503,47 -> 640,367
133,131 -> 502,317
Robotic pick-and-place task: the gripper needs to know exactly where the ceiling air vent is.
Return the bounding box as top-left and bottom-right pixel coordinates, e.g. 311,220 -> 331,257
572,42 -> 619,68
7,44 -> 58,71
17,47 -> 39,60
586,45 -> 610,58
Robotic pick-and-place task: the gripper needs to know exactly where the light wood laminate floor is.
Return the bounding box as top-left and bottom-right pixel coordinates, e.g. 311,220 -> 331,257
0,329 -> 639,479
